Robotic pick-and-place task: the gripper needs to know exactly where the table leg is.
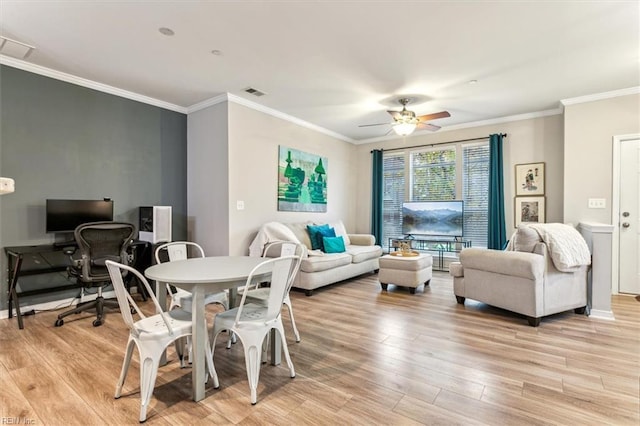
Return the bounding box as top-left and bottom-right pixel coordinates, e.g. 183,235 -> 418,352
191,286 -> 206,402
155,280 -> 168,366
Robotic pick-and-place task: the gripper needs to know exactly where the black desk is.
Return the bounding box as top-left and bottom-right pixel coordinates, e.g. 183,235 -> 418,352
5,241 -> 151,329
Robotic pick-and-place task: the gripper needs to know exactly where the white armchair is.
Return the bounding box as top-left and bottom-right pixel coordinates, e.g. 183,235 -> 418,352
450,224 -> 590,326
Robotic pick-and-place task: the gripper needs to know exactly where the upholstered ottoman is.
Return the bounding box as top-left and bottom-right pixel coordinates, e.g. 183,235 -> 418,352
378,253 -> 433,294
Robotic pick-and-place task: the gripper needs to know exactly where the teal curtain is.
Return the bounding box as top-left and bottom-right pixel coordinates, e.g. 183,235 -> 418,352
371,150 -> 384,245
488,134 -> 507,250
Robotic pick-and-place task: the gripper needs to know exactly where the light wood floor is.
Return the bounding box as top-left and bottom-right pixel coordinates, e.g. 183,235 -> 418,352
1,271 -> 639,425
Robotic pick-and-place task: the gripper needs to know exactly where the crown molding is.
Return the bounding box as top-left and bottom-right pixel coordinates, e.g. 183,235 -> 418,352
187,92 -> 354,143
560,86 -> 640,106
185,93 -> 229,112
0,55 -> 188,114
356,108 -> 564,144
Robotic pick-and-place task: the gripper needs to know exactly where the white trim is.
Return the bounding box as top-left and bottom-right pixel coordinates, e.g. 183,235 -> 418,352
357,108 -> 563,144
561,87 -> 640,106
612,133 -> 640,295
185,93 -> 229,112
0,296 -> 78,321
0,55 -> 188,114
588,309 -> 616,321
228,93 -> 354,143
5,53 -> 635,145
0,289 -> 117,321
187,92 -> 355,143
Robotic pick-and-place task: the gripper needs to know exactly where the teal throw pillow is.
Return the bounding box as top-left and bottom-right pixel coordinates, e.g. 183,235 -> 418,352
323,236 -> 346,253
317,227 -> 336,250
307,224 -> 331,250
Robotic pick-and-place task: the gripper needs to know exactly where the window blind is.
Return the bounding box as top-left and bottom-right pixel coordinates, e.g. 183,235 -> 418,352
380,141 -> 491,250
410,148 -> 456,201
382,153 -> 404,249
462,144 -> 489,248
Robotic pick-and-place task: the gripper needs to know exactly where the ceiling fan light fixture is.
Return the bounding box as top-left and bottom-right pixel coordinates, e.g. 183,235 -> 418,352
392,122 -> 417,136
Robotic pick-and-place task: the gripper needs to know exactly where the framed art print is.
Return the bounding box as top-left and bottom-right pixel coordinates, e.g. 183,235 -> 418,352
277,146 -> 328,212
514,196 -> 545,227
515,162 -> 545,196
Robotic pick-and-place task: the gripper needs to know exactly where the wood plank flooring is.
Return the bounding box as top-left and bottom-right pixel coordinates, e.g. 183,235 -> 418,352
1,271 -> 638,425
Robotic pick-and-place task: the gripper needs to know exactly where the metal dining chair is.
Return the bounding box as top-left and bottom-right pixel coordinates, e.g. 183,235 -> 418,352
210,255 -> 300,404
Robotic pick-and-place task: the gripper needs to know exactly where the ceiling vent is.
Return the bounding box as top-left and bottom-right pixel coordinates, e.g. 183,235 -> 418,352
0,36 -> 35,59
244,87 -> 266,97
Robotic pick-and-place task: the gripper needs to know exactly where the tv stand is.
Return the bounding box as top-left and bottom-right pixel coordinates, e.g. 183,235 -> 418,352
389,237 -> 472,271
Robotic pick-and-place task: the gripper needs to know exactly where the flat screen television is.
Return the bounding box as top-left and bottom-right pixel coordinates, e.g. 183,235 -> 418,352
46,199 -> 114,233
402,200 -> 464,238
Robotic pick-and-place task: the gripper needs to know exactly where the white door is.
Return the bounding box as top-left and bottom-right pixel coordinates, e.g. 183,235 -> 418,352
619,138 -> 640,294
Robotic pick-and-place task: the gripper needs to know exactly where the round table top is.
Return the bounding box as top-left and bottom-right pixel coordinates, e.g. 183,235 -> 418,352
145,256 -> 269,283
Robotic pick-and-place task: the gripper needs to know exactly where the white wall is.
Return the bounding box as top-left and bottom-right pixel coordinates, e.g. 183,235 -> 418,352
188,101 -> 357,256
227,103 -> 356,255
563,93 -> 640,225
187,102 -> 230,255
354,114 -> 565,235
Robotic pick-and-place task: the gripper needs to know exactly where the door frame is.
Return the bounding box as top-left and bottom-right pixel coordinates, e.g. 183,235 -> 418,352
611,133 -> 640,294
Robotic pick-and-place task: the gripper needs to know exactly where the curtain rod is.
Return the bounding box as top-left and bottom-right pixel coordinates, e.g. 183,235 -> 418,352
371,133 -> 507,153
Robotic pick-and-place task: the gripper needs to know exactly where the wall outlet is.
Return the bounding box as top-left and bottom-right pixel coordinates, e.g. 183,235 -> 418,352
236,200 -> 245,210
588,198 -> 606,209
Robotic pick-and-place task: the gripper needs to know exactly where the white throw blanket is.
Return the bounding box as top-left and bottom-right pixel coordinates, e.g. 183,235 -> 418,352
527,223 -> 591,272
248,222 -> 300,257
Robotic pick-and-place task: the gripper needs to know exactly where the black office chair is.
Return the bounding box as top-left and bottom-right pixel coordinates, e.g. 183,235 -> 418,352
54,221 -> 136,327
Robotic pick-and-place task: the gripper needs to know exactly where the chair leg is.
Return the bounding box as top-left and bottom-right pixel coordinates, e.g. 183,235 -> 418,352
275,322 -> 296,379
226,331 -> 236,349
115,338 -> 135,398
138,351 -> 161,423
174,337 -> 188,368
56,299 -> 98,321
204,335 -> 219,389
240,333 -> 265,405
284,300 -> 301,343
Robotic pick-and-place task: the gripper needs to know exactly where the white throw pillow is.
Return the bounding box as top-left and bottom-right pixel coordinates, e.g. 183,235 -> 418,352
513,225 -> 540,253
327,220 -> 351,246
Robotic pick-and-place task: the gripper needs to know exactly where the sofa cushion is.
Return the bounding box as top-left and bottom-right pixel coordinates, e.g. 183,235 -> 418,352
327,220 -> 351,246
323,236 -> 345,253
346,244 -> 383,264
513,225 -> 541,253
300,252 -> 352,273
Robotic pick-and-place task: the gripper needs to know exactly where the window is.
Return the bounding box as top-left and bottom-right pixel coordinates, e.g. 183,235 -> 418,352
410,148 -> 456,201
381,142 -> 490,249
382,153 -> 404,249
462,144 -> 490,248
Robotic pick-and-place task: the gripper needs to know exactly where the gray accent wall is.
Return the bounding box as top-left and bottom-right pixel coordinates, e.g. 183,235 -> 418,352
0,65 -> 187,310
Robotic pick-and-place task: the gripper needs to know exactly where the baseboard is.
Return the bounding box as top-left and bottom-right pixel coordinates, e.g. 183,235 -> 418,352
588,309 -> 616,321
80,289 -> 116,303
0,290 -> 118,321
0,296 -> 79,320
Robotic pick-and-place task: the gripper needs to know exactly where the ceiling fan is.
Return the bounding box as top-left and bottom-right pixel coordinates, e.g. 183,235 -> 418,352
359,98 -> 450,136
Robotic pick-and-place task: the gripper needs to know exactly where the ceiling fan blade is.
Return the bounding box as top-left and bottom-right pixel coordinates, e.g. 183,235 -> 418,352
358,122 -> 390,128
417,122 -> 441,131
416,111 -> 450,122
387,111 -> 402,120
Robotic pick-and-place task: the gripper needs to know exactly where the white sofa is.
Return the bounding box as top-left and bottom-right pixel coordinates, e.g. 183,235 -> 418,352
449,223 -> 590,326
249,221 -> 383,296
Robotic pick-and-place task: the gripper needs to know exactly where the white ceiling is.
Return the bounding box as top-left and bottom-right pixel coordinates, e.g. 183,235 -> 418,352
2,1 -> 639,143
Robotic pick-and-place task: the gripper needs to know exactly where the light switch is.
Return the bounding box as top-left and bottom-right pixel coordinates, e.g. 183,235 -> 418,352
236,200 -> 245,210
588,198 -> 606,209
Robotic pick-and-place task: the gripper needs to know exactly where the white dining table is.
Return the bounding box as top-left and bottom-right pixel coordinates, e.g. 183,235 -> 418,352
145,255 -> 277,402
